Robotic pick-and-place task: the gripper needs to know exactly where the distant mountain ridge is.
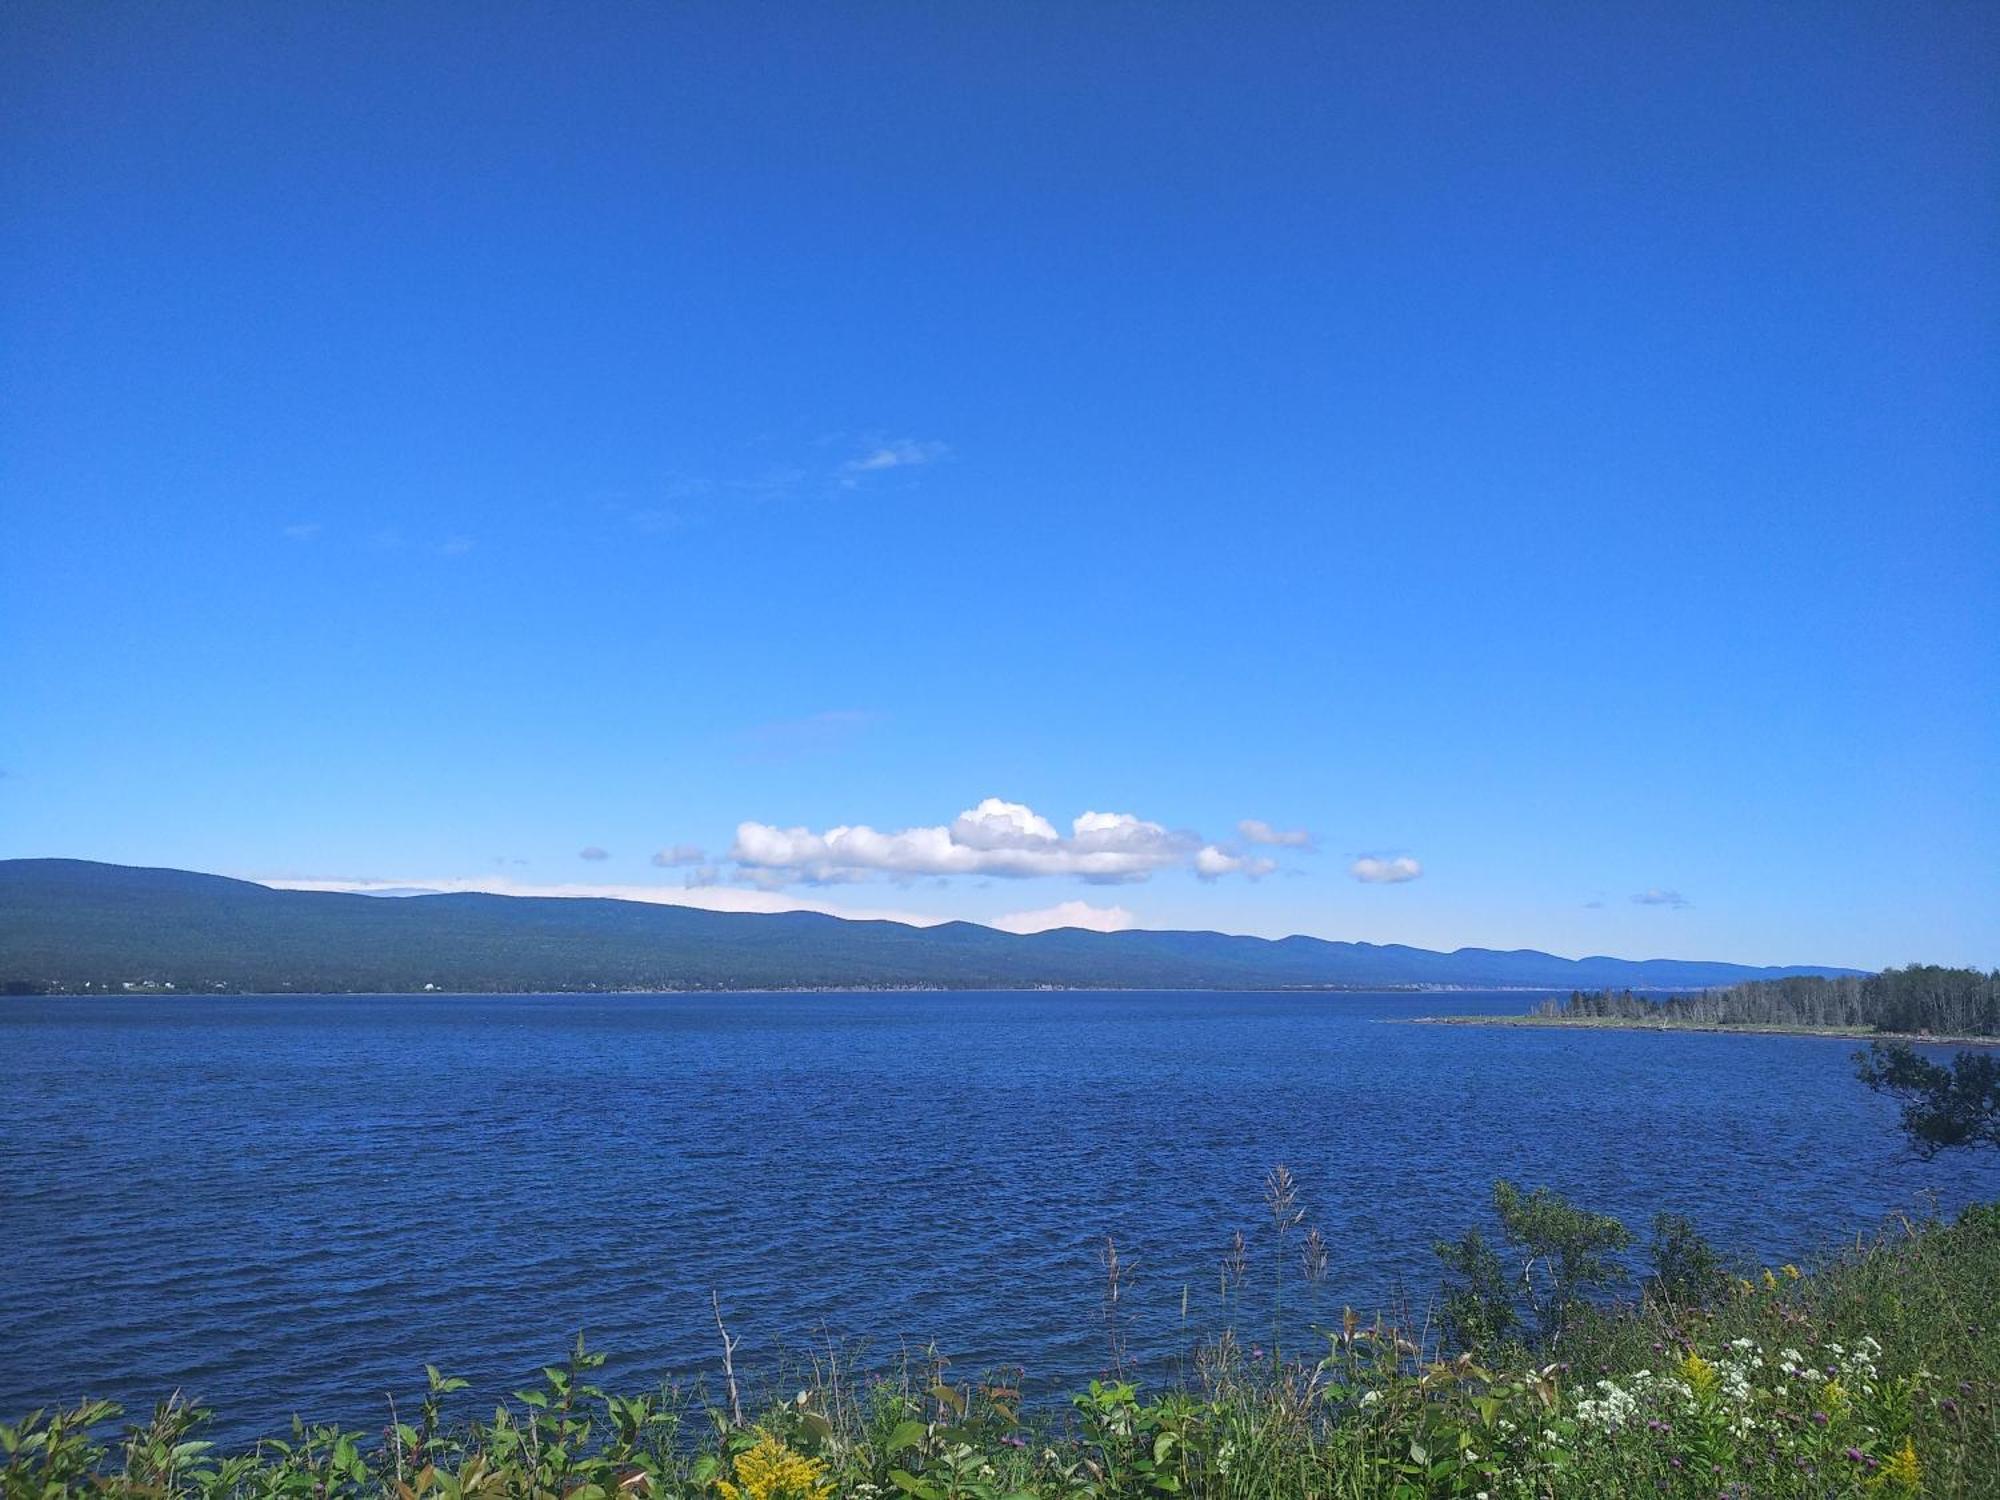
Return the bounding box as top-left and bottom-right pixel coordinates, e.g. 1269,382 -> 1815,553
0,859 -> 1865,994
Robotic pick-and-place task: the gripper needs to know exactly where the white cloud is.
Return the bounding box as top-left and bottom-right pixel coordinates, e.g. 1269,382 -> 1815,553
1194,845 -> 1279,881
651,845 -> 706,868
989,900 -> 1137,935
1351,855 -> 1422,884
951,798 -> 1060,850
730,800 -> 1199,885
259,874 -> 949,927
578,846 -> 611,862
838,438 -> 949,485
1238,819 -> 1315,850
1632,887 -> 1692,909
281,522 -> 322,541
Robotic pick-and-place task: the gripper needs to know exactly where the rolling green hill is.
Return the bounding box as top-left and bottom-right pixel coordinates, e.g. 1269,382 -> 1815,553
0,858 -> 1863,994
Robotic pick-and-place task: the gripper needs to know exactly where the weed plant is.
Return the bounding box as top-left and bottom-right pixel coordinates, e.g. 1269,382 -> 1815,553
6,1188 -> 1996,1498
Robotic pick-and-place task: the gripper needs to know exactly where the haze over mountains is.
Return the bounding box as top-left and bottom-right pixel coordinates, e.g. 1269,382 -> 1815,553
0,859 -> 1864,994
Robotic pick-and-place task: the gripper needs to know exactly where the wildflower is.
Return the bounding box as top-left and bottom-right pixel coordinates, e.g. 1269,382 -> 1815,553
1874,1438 -> 1920,1493
1781,1263 -> 1802,1279
715,1431 -> 834,1500
1763,1269 -> 1780,1291
1681,1352 -> 1720,1400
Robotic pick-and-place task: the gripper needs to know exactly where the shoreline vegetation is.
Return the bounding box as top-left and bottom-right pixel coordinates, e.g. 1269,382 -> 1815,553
7,1187 -> 1997,1498
1427,966 -> 2000,1045
1411,1015 -> 2000,1047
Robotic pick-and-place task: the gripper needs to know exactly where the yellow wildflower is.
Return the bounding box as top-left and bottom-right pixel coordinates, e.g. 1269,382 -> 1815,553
1736,1277 -> 1756,1297
1781,1263 -> 1802,1280
1872,1437 -> 1921,1493
1762,1268 -> 1780,1292
715,1431 -> 833,1500
1825,1380 -> 1849,1417
1680,1352 -> 1719,1400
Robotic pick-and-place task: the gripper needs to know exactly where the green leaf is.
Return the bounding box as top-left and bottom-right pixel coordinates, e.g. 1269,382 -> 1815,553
884,1419 -> 926,1455
889,1469 -> 943,1500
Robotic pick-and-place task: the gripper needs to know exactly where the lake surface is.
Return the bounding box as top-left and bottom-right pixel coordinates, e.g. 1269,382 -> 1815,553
4,989 -> 1995,1441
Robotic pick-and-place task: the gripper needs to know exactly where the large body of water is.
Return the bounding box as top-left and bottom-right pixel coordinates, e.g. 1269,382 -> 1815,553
4,989 -> 1995,1440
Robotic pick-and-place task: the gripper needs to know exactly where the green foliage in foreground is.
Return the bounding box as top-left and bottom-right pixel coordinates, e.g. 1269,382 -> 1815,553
8,1200 -> 2000,1499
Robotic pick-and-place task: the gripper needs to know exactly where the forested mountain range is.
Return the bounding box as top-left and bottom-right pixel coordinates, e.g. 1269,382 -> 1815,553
0,859 -> 1865,995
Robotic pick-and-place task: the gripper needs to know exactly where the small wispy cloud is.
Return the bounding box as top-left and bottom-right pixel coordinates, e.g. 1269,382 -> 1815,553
1238,819 -> 1316,850
438,535 -> 476,557
578,846 -> 611,862
838,438 -> 949,487
281,522 -> 322,541
1582,899 -> 1605,909
989,900 -> 1137,935
651,845 -> 706,868
741,709 -> 876,763
1632,887 -> 1692,910
1351,855 -> 1423,884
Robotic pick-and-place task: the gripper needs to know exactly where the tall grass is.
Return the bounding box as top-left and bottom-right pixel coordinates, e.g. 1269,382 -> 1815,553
6,1191 -> 1997,1498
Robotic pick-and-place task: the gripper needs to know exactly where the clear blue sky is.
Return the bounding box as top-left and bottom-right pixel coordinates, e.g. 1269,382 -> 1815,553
4,3 -> 1994,968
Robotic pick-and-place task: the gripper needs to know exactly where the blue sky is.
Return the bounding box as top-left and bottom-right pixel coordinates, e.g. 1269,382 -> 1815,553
3,3 -> 1994,968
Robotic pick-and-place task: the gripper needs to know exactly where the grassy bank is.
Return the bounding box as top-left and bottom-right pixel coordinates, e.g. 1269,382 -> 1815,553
7,1202 -> 1998,1499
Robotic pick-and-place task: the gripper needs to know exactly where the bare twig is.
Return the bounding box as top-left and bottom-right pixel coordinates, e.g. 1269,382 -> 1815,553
711,1290 -> 743,1429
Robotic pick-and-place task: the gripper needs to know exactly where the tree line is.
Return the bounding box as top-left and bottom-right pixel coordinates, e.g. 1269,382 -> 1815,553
1535,964 -> 2000,1036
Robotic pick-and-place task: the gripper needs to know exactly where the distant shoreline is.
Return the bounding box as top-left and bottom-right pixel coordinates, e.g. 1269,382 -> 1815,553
1411,1014 -> 2000,1047
22,983 -> 1572,999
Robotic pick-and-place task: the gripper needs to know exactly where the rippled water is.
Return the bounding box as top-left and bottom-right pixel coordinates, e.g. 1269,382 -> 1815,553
3,990 -> 1994,1440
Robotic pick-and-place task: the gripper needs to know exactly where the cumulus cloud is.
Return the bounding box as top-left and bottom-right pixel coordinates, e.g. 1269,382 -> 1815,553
988,901 -> 1137,935
1237,819 -> 1315,850
578,846 -> 611,862
651,844 -> 706,868
1351,855 -> 1422,884
730,799 -> 1206,885
951,798 -> 1060,850
1632,888 -> 1692,910
1194,845 -> 1279,881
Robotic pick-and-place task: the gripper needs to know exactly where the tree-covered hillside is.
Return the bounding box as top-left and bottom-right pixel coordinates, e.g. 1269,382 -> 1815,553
0,859 -> 1864,995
